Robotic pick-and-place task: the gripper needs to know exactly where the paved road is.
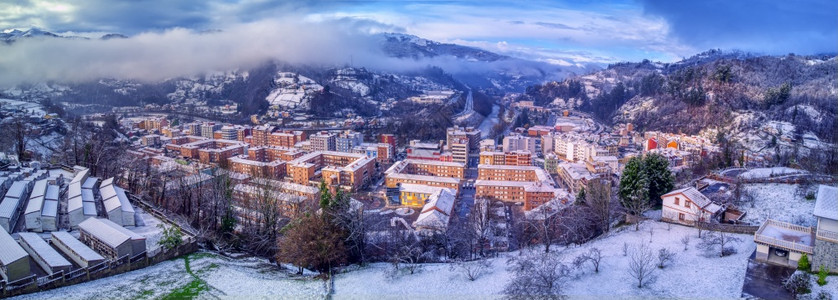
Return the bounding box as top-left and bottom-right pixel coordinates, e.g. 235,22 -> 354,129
741,250 -> 795,300
454,89 -> 474,117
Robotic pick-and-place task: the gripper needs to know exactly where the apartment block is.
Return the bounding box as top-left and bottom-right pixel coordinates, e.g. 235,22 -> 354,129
310,131 -> 337,152
286,151 -> 375,190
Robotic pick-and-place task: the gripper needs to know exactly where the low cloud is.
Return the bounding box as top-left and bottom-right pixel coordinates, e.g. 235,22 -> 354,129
0,18 -> 569,87
0,19 -> 403,87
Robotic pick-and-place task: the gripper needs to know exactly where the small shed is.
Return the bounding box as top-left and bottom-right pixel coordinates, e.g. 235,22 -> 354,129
0,228 -> 31,282
24,195 -> 45,232
78,218 -> 146,259
18,232 -> 72,275
41,200 -> 58,231
51,231 -> 105,268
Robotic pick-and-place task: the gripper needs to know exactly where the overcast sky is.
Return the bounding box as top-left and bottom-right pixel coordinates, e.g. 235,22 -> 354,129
3,0 -> 835,63
0,0 -> 835,86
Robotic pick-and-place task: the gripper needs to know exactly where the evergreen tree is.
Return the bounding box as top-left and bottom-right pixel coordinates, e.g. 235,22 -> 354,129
319,181 -> 332,209
619,156 -> 648,206
643,153 -> 675,206
576,187 -> 586,204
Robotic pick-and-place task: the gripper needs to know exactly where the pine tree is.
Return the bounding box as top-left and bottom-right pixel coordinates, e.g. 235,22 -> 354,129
576,187 -> 586,204
798,253 -> 811,271
319,181 -> 332,209
643,153 -> 675,206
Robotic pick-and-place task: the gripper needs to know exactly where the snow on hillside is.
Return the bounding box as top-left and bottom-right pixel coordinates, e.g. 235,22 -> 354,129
741,183 -> 817,227
10,222 -> 756,299
265,72 -> 323,109
333,221 -> 754,299
12,253 -> 325,300
738,167 -> 808,179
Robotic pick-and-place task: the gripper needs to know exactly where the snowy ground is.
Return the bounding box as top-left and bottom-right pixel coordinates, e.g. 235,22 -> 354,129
333,221 -> 755,299
741,183 -> 817,227
130,207 -> 166,253
802,271 -> 838,299
11,253 -> 325,300
9,221 -> 758,299
739,167 -> 808,179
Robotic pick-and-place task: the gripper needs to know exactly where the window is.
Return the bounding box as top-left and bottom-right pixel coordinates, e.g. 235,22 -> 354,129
674,197 -> 680,205
679,213 -> 685,221
685,201 -> 691,208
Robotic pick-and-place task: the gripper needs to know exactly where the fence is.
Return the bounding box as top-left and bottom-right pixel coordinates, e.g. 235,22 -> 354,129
2,240 -> 198,298
696,222 -> 760,234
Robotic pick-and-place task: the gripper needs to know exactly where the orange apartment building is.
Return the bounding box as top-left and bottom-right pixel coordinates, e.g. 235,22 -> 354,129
479,150 -> 532,166
474,164 -> 562,210
286,151 -> 375,191
167,138 -> 248,164
251,125 -> 275,147
384,159 -> 465,191
228,156 -> 287,178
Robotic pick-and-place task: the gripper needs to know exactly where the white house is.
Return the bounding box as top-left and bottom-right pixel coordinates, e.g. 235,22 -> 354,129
661,187 -> 723,225
413,189 -> 456,234
812,185 -> 838,272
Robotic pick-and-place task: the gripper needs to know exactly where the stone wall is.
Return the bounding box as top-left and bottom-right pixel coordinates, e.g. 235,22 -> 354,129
812,239 -> 838,273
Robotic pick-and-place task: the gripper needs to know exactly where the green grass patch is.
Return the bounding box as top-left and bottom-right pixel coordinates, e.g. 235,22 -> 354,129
161,279 -> 208,300
161,254 -> 213,299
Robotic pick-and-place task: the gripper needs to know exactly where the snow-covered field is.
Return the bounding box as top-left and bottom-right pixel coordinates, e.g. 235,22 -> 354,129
739,167 -> 808,179
9,221 -> 758,299
11,253 -> 325,300
334,221 -> 755,299
741,183 -> 817,227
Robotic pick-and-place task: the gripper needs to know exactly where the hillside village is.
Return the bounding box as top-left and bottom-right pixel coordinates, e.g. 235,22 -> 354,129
1,87 -> 836,298
0,4 -> 836,298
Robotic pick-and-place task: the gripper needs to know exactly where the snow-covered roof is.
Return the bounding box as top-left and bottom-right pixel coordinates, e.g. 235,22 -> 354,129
399,184 -> 451,195
813,185 -> 838,221
100,184 -> 117,201
68,195 -> 83,212
24,195 -> 45,215
82,189 -> 95,202
82,177 -> 99,190
51,231 -> 105,262
0,227 -> 28,265
30,179 -> 48,199
18,232 -> 72,269
104,196 -> 121,213
42,200 -> 58,217
45,185 -> 60,201
83,202 -> 97,216
5,181 -> 28,199
100,177 -> 114,188
0,196 -> 23,219
78,217 -> 143,249
414,189 -> 455,230
70,168 -> 89,184
68,182 -> 82,200
115,187 -> 134,214
662,187 -> 721,213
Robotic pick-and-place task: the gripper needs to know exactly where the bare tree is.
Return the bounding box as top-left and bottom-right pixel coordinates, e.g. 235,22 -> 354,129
573,247 -> 603,273
584,179 -> 614,233
524,205 -> 562,253
628,244 -> 656,288
450,258 -> 492,281
504,251 -> 571,299
657,248 -> 675,269
622,188 -> 653,231
390,244 -> 427,276
680,236 -> 690,251
698,231 -> 743,257
468,198 -> 494,258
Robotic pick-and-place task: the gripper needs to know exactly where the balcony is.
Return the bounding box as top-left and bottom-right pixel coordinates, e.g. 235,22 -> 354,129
816,228 -> 838,243
754,219 -> 815,254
